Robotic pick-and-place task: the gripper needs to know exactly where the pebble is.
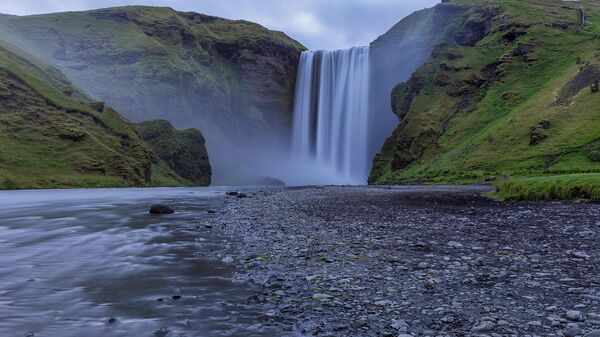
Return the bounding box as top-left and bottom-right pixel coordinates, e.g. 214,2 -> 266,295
447,241 -> 464,248
565,323 -> 583,337
472,321 -> 496,332
312,293 -> 334,301
214,186 -> 600,337
567,310 -> 583,321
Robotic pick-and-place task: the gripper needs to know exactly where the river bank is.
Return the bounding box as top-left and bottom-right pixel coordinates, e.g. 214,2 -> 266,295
213,185 -> 600,337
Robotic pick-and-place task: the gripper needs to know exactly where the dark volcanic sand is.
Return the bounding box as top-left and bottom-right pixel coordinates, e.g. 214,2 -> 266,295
212,185 -> 600,337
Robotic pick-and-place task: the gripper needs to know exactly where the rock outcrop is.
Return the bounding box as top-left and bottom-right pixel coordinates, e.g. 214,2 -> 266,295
137,119 -> 211,186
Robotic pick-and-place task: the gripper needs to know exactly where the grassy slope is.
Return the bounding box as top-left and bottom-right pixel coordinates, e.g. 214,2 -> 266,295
0,41 -> 188,189
371,0 -> 600,200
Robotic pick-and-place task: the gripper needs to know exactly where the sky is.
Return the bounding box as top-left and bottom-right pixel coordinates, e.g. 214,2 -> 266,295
0,0 -> 439,50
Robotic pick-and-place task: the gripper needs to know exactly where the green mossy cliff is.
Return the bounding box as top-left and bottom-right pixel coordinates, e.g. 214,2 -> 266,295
0,41 -> 152,189
0,6 -> 305,183
370,0 -> 600,193
138,120 -> 211,187
0,41 -> 210,189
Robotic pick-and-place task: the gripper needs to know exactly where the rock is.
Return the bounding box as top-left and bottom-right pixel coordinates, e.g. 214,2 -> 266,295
153,328 -> 170,337
472,321 -> 496,332
149,204 -> 174,214
222,256 -> 234,264
539,120 -> 551,129
567,310 -> 583,321
441,315 -> 455,323
374,300 -> 393,306
137,119 -> 211,186
447,241 -> 464,248
584,331 -> 600,337
397,334 -> 414,337
237,193 -> 248,198
418,262 -> 429,269
570,251 -> 591,259
529,126 -> 547,145
107,317 -> 117,323
513,43 -> 536,57
172,295 -> 181,300
351,319 -> 369,328
546,305 -> 559,312
312,293 -> 334,301
88,101 -> 105,112
226,192 -> 239,196
391,319 -> 409,331
565,323 -> 583,337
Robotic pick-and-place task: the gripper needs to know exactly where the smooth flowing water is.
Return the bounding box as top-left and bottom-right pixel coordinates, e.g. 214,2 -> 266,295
0,188 -> 278,337
291,47 -> 371,185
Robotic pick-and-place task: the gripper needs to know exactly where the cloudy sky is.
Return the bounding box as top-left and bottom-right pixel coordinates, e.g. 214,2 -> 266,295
0,0 -> 439,50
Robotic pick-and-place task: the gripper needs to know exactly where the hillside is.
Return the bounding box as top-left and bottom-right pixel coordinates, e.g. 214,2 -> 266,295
0,6 -> 305,184
369,0 -> 600,199
0,41 -> 210,189
0,41 -> 153,189
138,119 -> 211,186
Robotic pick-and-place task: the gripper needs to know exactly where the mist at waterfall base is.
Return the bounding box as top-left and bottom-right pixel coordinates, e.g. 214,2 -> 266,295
214,15 -> 436,187
262,13 -> 436,187
217,46 -> 378,186
240,43 -> 424,187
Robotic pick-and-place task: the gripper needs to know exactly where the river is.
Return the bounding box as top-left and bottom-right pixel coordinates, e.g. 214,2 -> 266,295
0,188 -> 279,337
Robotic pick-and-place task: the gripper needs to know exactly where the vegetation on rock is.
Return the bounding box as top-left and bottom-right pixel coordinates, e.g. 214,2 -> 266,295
370,0 -> 600,200
0,6 -> 305,183
0,41 -> 208,189
137,119 -> 211,186
0,41 -> 152,189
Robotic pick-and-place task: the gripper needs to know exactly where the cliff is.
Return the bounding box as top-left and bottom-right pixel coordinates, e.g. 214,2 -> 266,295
0,6 -> 305,184
0,40 -> 212,189
369,0 -> 600,196
0,41 -> 153,189
138,119 -> 211,186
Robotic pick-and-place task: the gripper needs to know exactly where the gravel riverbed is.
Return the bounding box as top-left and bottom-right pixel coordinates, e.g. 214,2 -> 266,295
210,185 -> 599,337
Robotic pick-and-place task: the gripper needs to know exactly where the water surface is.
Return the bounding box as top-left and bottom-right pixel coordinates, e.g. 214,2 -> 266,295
0,188 -> 277,337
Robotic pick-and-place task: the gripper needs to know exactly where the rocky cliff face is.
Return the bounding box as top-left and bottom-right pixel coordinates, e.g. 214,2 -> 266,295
370,0 -> 600,184
0,41 -> 153,189
137,119 -> 211,186
0,6 -> 305,184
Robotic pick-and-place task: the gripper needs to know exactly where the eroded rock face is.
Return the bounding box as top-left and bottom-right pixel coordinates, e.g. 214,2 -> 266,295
0,66 -> 151,187
369,0 -> 600,184
0,6 -> 305,184
137,119 -> 211,186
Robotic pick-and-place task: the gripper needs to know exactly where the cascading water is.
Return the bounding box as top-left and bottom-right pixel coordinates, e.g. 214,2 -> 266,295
291,46 -> 371,185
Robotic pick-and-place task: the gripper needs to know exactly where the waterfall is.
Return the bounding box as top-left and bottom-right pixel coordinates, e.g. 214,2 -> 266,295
291,46 -> 371,185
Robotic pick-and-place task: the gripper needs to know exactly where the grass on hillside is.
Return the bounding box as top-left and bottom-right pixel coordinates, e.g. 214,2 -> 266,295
0,42 -> 193,189
371,0 -> 600,200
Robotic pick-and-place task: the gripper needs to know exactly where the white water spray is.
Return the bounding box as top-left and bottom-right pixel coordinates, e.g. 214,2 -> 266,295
290,47 -> 371,185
